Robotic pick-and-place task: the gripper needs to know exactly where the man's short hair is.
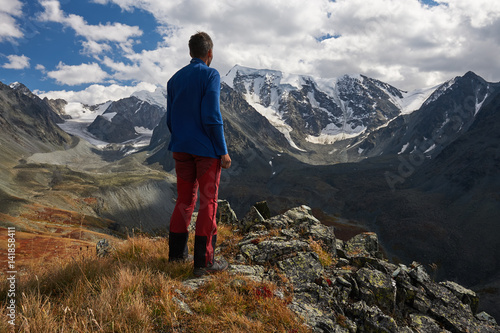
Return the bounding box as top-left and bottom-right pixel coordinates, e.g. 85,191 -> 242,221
189,32 -> 213,59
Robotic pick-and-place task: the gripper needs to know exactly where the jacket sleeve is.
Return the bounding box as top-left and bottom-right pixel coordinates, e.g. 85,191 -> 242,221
201,71 -> 228,156
166,81 -> 173,133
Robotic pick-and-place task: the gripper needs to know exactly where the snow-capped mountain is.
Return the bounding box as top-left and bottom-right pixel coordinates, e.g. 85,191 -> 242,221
87,87 -> 166,144
222,65 -> 436,149
131,86 -> 166,108
350,71 -> 498,160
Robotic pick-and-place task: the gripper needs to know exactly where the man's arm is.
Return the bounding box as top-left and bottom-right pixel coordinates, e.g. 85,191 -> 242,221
166,82 -> 173,133
201,71 -> 228,156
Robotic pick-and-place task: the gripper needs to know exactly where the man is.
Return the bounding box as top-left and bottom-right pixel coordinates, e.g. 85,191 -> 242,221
166,31 -> 231,277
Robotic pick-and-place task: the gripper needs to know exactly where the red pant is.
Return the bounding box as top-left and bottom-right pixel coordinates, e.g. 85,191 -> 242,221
169,152 -> 221,267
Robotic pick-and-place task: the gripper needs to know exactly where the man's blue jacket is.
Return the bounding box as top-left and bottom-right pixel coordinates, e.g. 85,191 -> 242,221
166,58 -> 228,159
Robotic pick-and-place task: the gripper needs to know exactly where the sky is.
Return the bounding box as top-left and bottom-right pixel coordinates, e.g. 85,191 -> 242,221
1,0 -> 500,105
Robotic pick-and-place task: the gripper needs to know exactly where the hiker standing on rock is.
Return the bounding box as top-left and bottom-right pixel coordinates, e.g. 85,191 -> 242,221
166,31 -> 231,277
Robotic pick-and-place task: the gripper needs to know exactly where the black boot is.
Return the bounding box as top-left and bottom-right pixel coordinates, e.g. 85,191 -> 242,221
168,232 -> 189,262
193,234 -> 227,277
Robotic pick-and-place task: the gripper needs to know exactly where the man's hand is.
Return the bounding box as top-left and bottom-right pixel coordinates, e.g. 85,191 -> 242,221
221,154 -> 231,169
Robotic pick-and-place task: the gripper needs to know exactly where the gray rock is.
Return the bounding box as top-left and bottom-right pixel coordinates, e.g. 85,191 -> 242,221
241,238 -> 310,264
476,311 -> 498,326
217,199 -> 238,225
347,300 -> 400,333
412,292 -> 432,313
355,267 -> 396,313
222,204 -> 500,333
306,222 -> 337,257
172,296 -> 193,315
284,205 -> 320,227
266,214 -> 292,230
253,200 -> 271,219
408,261 -> 432,284
344,232 -> 382,259
240,206 -> 266,232
229,264 -> 266,282
96,239 -> 112,257
410,314 -> 451,333
278,252 -> 324,284
429,301 -> 486,333
335,239 -> 347,258
288,298 -> 333,332
440,280 -> 479,314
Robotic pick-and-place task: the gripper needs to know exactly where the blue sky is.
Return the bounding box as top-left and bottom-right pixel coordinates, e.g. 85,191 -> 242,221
1,0 -> 500,105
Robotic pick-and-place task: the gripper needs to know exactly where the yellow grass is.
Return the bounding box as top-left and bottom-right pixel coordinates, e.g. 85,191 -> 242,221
0,225 -> 311,332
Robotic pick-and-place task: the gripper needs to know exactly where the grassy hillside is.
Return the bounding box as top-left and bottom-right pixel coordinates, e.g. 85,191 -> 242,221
0,225 -> 311,332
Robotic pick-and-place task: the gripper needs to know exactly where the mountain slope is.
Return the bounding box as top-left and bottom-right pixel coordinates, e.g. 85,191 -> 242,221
222,65 -> 436,162
351,71 -> 498,161
87,96 -> 165,143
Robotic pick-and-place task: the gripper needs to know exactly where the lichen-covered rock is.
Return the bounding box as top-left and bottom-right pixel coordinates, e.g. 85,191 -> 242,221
476,311 -> 498,326
284,205 -> 320,226
229,264 -> 266,282
409,314 -> 451,333
96,238 -> 112,257
288,298 -> 336,333
201,202 -> 500,333
347,301 -> 400,333
441,280 -> 479,314
253,200 -> 271,219
278,252 -> 324,284
344,232 -> 382,259
239,205 -> 266,232
355,267 -> 396,313
408,261 -> 432,284
216,199 -> 238,225
429,300 -> 497,333
240,238 -> 310,264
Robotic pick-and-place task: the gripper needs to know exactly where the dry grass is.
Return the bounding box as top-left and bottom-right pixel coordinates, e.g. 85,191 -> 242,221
0,225 -> 311,332
309,238 -> 335,267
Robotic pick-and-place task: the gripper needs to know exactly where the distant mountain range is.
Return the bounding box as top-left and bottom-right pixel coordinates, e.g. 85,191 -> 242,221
1,68 -> 500,319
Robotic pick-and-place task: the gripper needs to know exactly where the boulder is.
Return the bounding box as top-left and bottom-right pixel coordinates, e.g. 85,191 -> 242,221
344,232 -> 382,259
277,252 -> 324,285
240,205 -> 266,232
196,202 -> 500,333
216,199 -> 238,225
409,314 -> 451,333
253,200 -> 271,219
355,267 -> 396,313
441,280 -> 479,314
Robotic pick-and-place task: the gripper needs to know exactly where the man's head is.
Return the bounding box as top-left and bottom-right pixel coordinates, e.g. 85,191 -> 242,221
189,32 -> 213,66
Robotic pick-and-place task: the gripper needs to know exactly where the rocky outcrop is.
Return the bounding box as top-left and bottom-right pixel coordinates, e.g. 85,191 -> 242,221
87,114 -> 138,143
212,200 -> 499,333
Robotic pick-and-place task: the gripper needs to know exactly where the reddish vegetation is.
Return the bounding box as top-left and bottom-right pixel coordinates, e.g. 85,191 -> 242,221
0,229 -> 96,272
0,203 -> 117,272
21,204 -> 86,225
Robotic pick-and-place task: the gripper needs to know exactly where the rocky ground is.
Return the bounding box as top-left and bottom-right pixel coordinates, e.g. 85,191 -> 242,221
175,201 -> 499,333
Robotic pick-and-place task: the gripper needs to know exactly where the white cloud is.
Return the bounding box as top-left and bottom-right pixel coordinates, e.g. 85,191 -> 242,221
35,64 -> 46,73
36,81 -> 158,105
0,0 -> 24,41
81,40 -> 112,56
2,54 -> 30,69
47,62 -> 109,85
89,0 -> 500,91
0,0 -> 23,16
102,47 -> 172,85
439,0 -> 500,28
38,0 -> 142,55
26,0 -> 500,104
